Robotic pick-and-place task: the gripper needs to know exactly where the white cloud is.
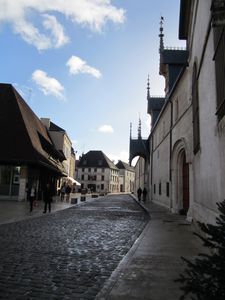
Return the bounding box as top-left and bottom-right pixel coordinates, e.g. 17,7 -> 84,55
14,18 -> 52,51
43,14 -> 69,48
66,55 -> 102,78
32,69 -> 64,99
0,0 -> 125,50
108,151 -> 129,164
98,125 -> 114,133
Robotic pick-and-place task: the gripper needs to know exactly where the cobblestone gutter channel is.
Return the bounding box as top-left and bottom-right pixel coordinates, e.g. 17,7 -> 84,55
0,194 -> 149,300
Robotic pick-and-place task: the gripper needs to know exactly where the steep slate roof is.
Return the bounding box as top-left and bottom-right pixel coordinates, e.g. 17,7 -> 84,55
78,150 -> 118,170
0,83 -> 66,174
161,49 -> 189,64
116,160 -> 135,172
49,121 -> 65,132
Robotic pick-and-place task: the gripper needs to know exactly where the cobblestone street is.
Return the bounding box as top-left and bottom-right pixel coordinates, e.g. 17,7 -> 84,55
0,194 -> 149,300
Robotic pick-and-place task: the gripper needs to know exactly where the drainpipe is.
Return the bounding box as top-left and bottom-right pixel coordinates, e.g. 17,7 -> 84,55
169,99 -> 173,210
150,134 -> 153,201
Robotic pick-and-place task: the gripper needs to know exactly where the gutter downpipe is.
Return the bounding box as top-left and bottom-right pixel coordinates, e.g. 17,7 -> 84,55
150,133 -> 153,202
169,99 -> 173,211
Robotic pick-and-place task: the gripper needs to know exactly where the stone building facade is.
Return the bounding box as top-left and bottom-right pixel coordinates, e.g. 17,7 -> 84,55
76,150 -> 119,194
116,160 -> 135,193
132,0 -> 225,224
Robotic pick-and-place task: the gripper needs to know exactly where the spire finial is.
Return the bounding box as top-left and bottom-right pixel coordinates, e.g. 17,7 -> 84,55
147,75 -> 150,100
159,16 -> 164,53
138,118 -> 142,139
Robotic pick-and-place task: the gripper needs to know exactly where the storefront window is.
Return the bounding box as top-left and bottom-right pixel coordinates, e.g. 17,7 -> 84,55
0,166 -> 20,197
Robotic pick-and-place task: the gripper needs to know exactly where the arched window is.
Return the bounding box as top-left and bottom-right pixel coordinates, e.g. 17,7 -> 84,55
192,63 -> 200,154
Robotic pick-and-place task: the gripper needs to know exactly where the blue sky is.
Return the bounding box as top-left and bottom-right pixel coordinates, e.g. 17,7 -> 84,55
0,0 -> 185,164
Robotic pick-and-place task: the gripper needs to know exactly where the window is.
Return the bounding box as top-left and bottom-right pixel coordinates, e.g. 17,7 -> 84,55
81,175 -> 84,180
213,25 -> 225,121
82,168 -> 85,172
175,98 -> 179,121
154,184 -> 156,194
159,182 -> 161,195
94,168 -> 97,172
88,168 -> 91,172
192,63 -> 200,154
101,184 -> 104,190
101,175 -> 104,181
166,182 -> 170,197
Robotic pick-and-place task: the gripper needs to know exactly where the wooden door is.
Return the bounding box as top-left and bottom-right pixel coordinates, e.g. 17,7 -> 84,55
183,155 -> 189,213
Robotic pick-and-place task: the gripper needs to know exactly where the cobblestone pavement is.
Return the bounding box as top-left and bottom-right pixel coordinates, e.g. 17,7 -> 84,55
0,194 -> 149,300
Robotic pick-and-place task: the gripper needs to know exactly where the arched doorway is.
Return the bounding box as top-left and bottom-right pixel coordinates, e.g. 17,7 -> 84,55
171,138 -> 191,215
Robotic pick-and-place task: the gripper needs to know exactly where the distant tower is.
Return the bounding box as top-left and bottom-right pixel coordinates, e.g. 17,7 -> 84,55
159,16 -> 164,53
147,75 -> 150,101
130,122 -> 132,139
138,118 -> 142,139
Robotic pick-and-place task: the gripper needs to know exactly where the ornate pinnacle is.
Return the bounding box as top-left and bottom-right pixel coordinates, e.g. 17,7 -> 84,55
159,16 -> 164,53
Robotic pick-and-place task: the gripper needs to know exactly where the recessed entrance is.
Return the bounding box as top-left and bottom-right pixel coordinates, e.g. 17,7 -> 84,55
182,153 -> 189,214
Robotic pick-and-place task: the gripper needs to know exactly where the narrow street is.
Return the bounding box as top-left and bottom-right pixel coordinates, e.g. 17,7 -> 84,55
0,194 -> 149,299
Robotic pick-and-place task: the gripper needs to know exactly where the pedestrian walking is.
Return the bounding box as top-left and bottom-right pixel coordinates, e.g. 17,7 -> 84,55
65,184 -> 72,202
137,187 -> 142,202
29,184 -> 36,212
60,183 -> 66,201
143,187 -> 147,202
43,182 -> 53,213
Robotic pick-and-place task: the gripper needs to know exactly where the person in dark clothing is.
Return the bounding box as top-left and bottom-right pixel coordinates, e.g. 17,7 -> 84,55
143,187 -> 147,202
43,183 -> 53,213
65,184 -> 72,202
137,187 -> 142,202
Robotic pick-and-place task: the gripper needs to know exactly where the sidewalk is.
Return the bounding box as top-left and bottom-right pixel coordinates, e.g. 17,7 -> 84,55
96,197 -> 202,300
0,193 -> 93,225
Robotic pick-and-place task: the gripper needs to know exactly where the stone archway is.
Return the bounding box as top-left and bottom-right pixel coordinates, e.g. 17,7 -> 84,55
171,138 -> 191,215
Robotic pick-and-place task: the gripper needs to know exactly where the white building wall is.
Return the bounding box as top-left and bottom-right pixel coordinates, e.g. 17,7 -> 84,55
151,101 -> 171,208
124,170 -> 135,193
188,0 -> 225,224
151,135 -> 170,208
77,167 -> 118,194
134,157 -> 145,194
170,69 -> 193,215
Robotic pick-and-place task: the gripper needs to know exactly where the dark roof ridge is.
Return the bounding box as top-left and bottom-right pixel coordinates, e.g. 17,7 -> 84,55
49,121 -> 65,132
78,150 -> 118,169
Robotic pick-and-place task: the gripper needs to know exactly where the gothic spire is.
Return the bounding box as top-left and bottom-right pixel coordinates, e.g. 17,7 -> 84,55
159,16 -> 164,53
147,75 -> 150,100
138,118 -> 142,139
130,122 -> 132,139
